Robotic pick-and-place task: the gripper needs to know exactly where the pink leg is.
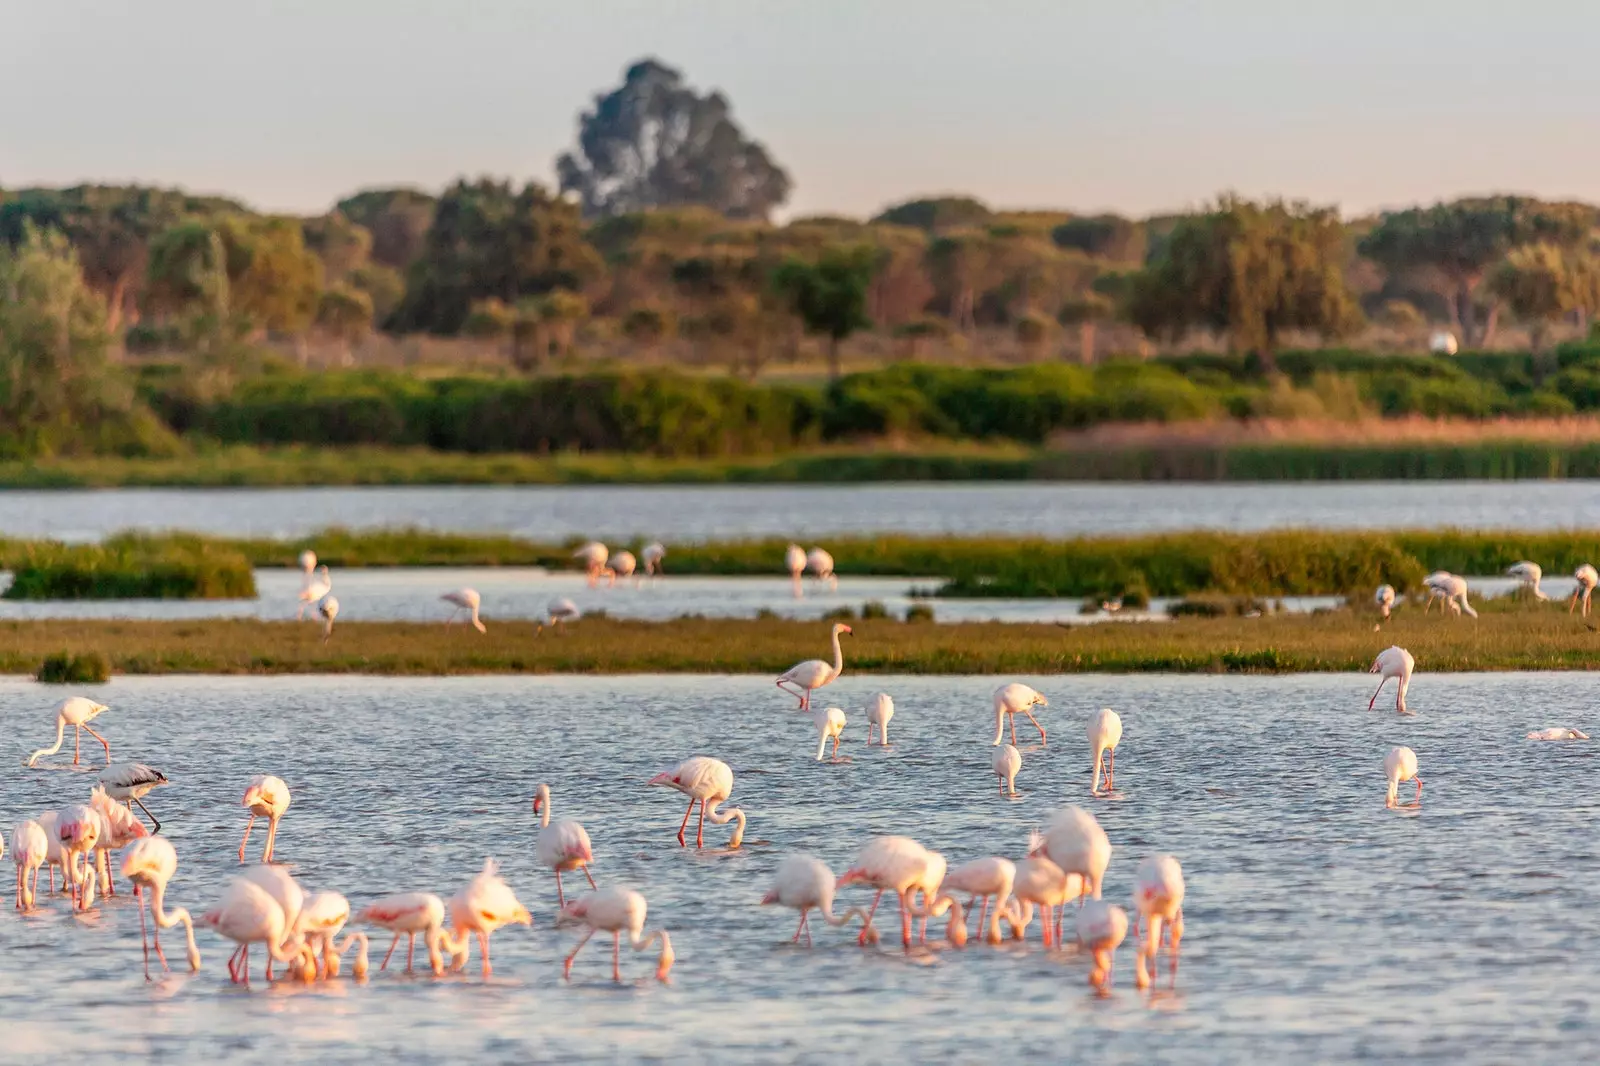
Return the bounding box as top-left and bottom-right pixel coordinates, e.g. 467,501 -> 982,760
613,931 -> 622,981
74,725 -> 81,765
583,866 -> 597,889
136,884 -> 151,979
262,817 -> 279,863
241,944 -> 252,985
479,930 -> 492,977
152,923 -> 170,970
238,815 -> 257,863
406,932 -> 416,972
977,896 -> 989,931
555,869 -> 566,908
676,798 -> 694,847
898,892 -> 912,947
859,889 -> 884,944
83,724 -> 110,764
1010,715 -> 1017,746
563,928 -> 595,978
696,801 -> 707,849
380,933 -> 400,970
793,911 -> 807,943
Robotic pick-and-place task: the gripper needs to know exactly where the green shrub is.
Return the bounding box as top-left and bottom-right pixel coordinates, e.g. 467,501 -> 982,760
903,603 -> 936,623
859,600 -> 891,620
5,537 -> 257,600
35,651 -> 111,683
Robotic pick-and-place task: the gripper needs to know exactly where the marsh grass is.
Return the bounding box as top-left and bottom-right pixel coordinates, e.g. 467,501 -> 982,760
36,651 -> 112,683
3,537 -> 257,600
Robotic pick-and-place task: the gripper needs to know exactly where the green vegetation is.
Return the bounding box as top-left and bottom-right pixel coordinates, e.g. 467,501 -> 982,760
36,651 -> 111,684
3,535 -> 257,600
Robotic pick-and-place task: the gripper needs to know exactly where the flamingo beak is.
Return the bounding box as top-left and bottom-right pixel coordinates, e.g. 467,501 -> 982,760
647,772 -> 673,787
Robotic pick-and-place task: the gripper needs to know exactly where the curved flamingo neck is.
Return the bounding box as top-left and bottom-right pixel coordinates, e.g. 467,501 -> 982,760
28,716 -> 68,765
706,803 -> 745,847
537,789 -> 552,827
830,629 -> 845,678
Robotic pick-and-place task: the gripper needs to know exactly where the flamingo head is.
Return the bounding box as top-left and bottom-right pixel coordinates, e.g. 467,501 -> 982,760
510,903 -> 533,927
760,886 -> 780,905
946,906 -> 969,948
1033,693 -> 1048,708
241,784 -> 265,808
531,783 -> 550,817
835,624 -> 853,637
647,770 -> 677,788
836,867 -> 867,887
655,931 -> 675,981
558,896 -> 591,923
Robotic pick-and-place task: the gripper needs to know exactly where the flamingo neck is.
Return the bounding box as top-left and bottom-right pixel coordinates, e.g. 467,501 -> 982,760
706,803 -> 746,847
830,630 -> 844,678
28,716 -> 68,765
538,792 -> 552,828
151,881 -> 201,968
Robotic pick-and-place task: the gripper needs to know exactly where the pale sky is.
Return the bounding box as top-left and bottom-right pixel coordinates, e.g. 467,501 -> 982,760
8,0 -> 1600,219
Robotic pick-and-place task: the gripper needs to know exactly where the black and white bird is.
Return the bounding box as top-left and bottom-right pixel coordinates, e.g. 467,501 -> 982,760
98,762 -> 171,833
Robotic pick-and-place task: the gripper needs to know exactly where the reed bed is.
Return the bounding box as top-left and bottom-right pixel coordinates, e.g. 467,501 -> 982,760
2,537 -> 257,600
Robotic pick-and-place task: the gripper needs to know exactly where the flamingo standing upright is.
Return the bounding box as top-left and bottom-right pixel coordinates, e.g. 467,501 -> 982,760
98,763 -> 170,834
785,543 -> 807,598
610,551 -> 637,583
1368,646 -> 1415,715
807,548 -> 838,591
1507,561 -> 1548,600
574,542 -> 613,587
1032,805 -> 1112,901
11,821 -> 47,911
994,744 -> 1022,796
1006,855 -> 1085,947
559,886 -> 674,982
1571,564 -> 1599,616
641,542 -> 666,578
361,892 -> 454,975
776,622 -> 852,711
533,783 -> 596,907
648,757 -> 746,849
121,836 -> 202,978
57,804 -> 102,911
867,693 -> 894,745
940,857 -> 1016,944
991,683 -> 1048,746
441,588 -> 487,632
813,706 -> 847,761
761,855 -> 877,945
317,595 -> 340,642
1385,746 -> 1422,808
443,858 -> 533,977
297,890 -> 368,979
1077,900 -> 1131,989
1088,708 -> 1123,794
837,836 -> 947,948
26,697 -> 112,767
539,597 -> 581,634
1131,854 -> 1185,989
297,566 -> 332,620
201,877 -> 315,985
238,775 -> 291,863
1424,571 -> 1476,617
1374,584 -> 1395,620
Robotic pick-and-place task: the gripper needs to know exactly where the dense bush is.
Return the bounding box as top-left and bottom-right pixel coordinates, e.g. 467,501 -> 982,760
36,651 -> 111,683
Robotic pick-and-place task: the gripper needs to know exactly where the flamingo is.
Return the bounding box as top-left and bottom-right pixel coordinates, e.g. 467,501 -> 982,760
26,696 -> 112,767
994,744 -> 1022,796
1374,584 -> 1395,621
89,786 -> 147,895
610,551 -> 637,582
1089,708 -> 1123,794
1385,746 -> 1422,808
57,804 -> 102,911
1077,900 -> 1131,989
648,757 -> 746,849
443,858 -> 533,977
1423,571 -> 1476,618
642,542 -> 666,578
241,864 -> 305,939
837,836 -> 946,948
1006,855 -> 1085,947
441,588 -> 486,633
559,886 -> 674,982
298,890 -> 368,979
1368,646 -> 1415,715
36,811 -> 64,895
98,762 -> 169,834
940,857 -> 1016,944
11,821 -> 47,911
297,565 -> 332,620
121,837 -> 202,978
807,548 -> 837,592
813,706 -> 847,761
785,543 -> 807,597
1571,564 -> 1599,616
1527,727 -> 1590,740
1032,805 -> 1111,901
539,597 -> 581,633
318,595 -> 340,642
297,549 -> 318,586
533,783 -> 596,907
1131,854 -> 1185,989
761,855 -> 877,945
992,682 -> 1048,746
201,877 -> 315,985
1507,561 -> 1548,601
239,774 -> 291,864
361,892 -> 454,975
867,693 -> 894,745
776,622 -> 851,710
574,542 -> 613,587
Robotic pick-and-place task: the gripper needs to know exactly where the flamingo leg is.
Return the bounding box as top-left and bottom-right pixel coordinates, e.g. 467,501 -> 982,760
380,933 -> 400,970
613,931 -> 623,981
583,866 -> 597,889
696,800 -> 707,849
1368,676 -> 1388,711
792,911 -> 807,943
262,816 -> 279,863
977,896 -> 989,931
1415,776 -> 1424,805
406,932 -> 416,973
555,869 -> 565,908
676,797 -> 695,846
134,796 -> 162,835
859,888 -> 884,945
563,927 -> 595,978
152,921 -> 169,970
1025,712 -> 1046,745
135,884 -> 151,979
1107,747 -> 1116,789
82,724 -> 110,764
802,910 -> 813,947
832,734 -> 841,759
73,724 -> 82,765
238,815 -> 257,863
242,944 -> 252,985
898,892 -> 912,947
1009,714 -> 1018,746
478,929 -> 491,977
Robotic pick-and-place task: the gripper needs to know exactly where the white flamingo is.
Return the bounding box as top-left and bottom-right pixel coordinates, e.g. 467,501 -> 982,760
837,836 -> 947,948
539,597 -> 581,633
1374,584 -> 1395,620
941,857 -> 1015,943
610,551 -> 637,582
121,837 -> 202,977
297,890 -> 369,979
1088,708 -> 1122,794
648,757 -> 746,849
1077,900 -> 1131,989
317,595 -> 340,643
785,543 -> 808,598
993,744 -> 1021,796
559,887 -> 674,983
760,855 -> 876,945
1006,855 -> 1085,947
1423,571 -> 1475,618
574,542 -> 613,587
441,588 -> 486,632
1385,746 -> 1422,808
532,783 -> 596,907
1571,564 -> 1598,616
11,820 -> 47,910
807,547 -> 837,591
1131,854 -> 1185,989
26,697 -> 112,767
361,892 -> 454,975
867,693 -> 894,745
298,566 -> 331,620
202,877 -> 315,985
812,706 -> 847,761
1368,646 -> 1415,715
991,683 -> 1048,746
239,775 -> 291,863
297,550 -> 317,587
1527,727 -> 1590,740
1032,805 -> 1111,901
776,622 -> 851,710
1507,561 -> 1548,600
641,542 -> 666,578
98,762 -> 170,833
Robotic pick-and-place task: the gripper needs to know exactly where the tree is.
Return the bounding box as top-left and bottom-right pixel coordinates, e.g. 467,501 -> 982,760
557,58 -> 791,220
315,285 -> 375,355
219,217 -> 324,337
1051,215 -> 1146,263
771,245 -> 877,380
871,196 -> 992,233
335,187 -> 437,269
301,210 -> 372,281
347,263 -> 406,323
1359,196 -> 1592,347
1057,292 -> 1114,364
144,220 -> 232,349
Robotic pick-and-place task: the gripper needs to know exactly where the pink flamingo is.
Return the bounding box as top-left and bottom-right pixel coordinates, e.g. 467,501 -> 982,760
1007,855 -> 1085,947
239,775 -> 291,863
994,744 -> 1022,796
120,837 -> 201,978
1077,900 -> 1131,989
1131,854 -> 1186,988
837,836 -> 947,948
761,855 -> 877,945
1088,708 -> 1123,794
11,821 -> 47,910
201,877 -> 315,985
560,887 -> 674,982
573,542 -> 613,587
26,697 -> 112,767
940,856 -> 1016,943
533,783 -> 596,907
57,804 -> 102,911
36,811 -> 64,895
776,623 -> 851,711
297,890 -> 369,979
443,858 -> 533,977
1385,746 -> 1422,808
1368,646 -> 1415,715
991,683 -> 1048,746
361,892 -> 454,975
648,757 -> 747,849
1031,805 -> 1111,900
88,787 -> 147,896
441,588 -> 487,632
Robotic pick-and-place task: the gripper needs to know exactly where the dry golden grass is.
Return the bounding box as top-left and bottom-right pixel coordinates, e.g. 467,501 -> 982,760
1052,415 -> 1600,450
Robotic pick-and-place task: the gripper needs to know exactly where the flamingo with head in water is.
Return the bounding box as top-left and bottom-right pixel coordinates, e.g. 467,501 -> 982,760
442,858 -> 533,977
239,775 -> 291,863
121,836 -> 202,978
991,683 -> 1048,746
573,542 -> 613,587
785,544 -> 807,597
837,835 -> 947,948
941,856 -> 1015,944
1385,746 -> 1422,808
1131,854 -> 1185,988
812,707 -> 846,761
807,548 -> 837,591
1077,900 -> 1131,989
1088,708 -> 1122,794
776,623 -> 851,711
648,757 -> 746,849
994,744 -> 1021,796
11,820 -> 47,911
1571,564 -> 1599,616
1507,561 -> 1548,600
867,693 -> 894,745
539,598 -> 581,634
1368,646 -> 1415,715
26,697 -> 112,768
761,854 -> 877,945
1374,584 -> 1395,620
642,542 -> 666,578
361,892 -> 453,975
559,886 -> 674,982
1031,805 -> 1111,901
441,588 -> 486,632
202,877 -> 315,985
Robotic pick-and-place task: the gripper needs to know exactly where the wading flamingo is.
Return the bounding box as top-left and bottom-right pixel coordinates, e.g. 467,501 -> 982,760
441,588 -> 486,632
1077,900 -> 1130,989
1007,855 -> 1085,947
992,683 -> 1048,746
776,622 -> 851,711
560,886 -> 674,982
642,542 -> 666,578
89,787 -> 147,895
1368,646 -> 1415,715
26,697 -> 112,767
361,892 -> 453,975
813,706 -> 847,761
1032,805 -> 1111,901
241,864 -> 305,946
610,551 -> 637,582
807,548 -> 838,592
867,693 -> 894,745
785,543 -> 807,598
1131,854 -> 1185,989
533,783 -> 596,907
994,744 -> 1021,796
648,757 -> 746,849
941,857 -> 1016,944
297,890 -> 368,979
317,595 -> 340,642
1374,584 -> 1395,620
444,858 -> 533,977
121,836 -> 201,978
1527,727 -> 1590,740
58,804 -> 102,911
1089,708 -> 1122,794
1423,571 -> 1476,618
298,550 -> 317,588
1385,746 -> 1422,808
538,597 -> 581,633
1507,561 -> 1548,600
574,542 -> 613,587
239,775 -> 291,864
837,836 -> 946,948
297,566 -> 331,620
201,877 -> 315,985
98,763 -> 169,834
1571,564 -> 1599,616
11,821 -> 46,911
761,855 -> 877,945
37,811 -> 64,895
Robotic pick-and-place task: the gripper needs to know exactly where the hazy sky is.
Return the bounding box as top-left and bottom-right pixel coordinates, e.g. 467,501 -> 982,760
9,1 -> 1600,219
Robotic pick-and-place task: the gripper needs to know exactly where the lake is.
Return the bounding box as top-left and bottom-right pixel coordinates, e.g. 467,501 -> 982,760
1,672 -> 1594,1062
6,481 -> 1600,541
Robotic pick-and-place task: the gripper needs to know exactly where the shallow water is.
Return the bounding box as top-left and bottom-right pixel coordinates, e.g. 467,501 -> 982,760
1,672 -> 1595,1062
8,481 -> 1600,541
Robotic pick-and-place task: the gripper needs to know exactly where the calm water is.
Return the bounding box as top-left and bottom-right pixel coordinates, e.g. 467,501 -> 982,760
7,481 -> 1600,541
1,672 -> 1595,1063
